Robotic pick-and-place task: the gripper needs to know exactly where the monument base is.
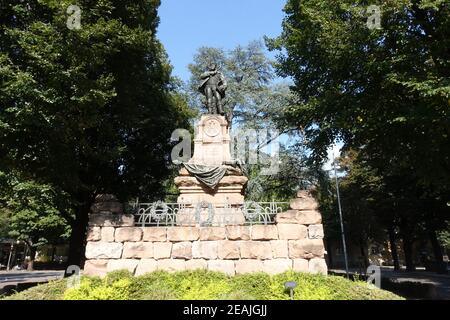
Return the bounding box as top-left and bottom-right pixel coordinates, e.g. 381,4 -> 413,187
175,175 -> 247,205
174,172 -> 248,226
83,191 -> 328,277
174,114 -> 247,225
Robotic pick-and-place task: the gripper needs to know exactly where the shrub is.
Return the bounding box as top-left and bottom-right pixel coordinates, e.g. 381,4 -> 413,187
2,279 -> 67,300
63,271 -> 133,300
4,270 -> 404,300
131,270 -> 232,300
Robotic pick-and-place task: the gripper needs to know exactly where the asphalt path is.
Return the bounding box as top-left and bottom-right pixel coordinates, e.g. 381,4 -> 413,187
330,267 -> 450,299
0,270 -> 64,290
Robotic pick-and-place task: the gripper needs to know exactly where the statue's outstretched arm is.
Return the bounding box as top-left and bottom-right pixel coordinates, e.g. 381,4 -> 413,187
200,71 -> 212,79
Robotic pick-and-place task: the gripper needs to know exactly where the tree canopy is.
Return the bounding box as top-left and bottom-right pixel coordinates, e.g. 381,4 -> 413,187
187,41 -> 293,128
0,0 -> 191,265
267,0 -> 449,191
268,0 -> 450,269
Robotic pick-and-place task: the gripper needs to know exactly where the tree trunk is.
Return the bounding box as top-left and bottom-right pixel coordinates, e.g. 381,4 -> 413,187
388,228 -> 400,271
428,230 -> 444,263
27,247 -> 37,271
51,246 -> 57,263
66,201 -> 91,269
403,236 -> 415,272
359,239 -> 369,270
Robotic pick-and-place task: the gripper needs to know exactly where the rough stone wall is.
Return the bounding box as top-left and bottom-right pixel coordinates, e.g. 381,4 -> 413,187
83,192 -> 327,277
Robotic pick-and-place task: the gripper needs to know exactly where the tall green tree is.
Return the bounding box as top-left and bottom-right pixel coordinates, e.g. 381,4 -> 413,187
268,1 -> 449,179
268,0 -> 450,270
187,41 -> 292,128
0,0 -> 191,266
246,144 -> 323,202
6,179 -> 71,270
0,208 -> 9,240
0,171 -> 10,240
438,225 -> 450,251
318,150 -> 402,269
187,42 -> 319,200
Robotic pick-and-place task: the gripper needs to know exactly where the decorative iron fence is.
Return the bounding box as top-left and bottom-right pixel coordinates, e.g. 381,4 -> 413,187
130,201 -> 289,227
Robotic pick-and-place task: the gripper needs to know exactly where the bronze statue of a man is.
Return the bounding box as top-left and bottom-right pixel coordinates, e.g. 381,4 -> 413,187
198,63 -> 227,115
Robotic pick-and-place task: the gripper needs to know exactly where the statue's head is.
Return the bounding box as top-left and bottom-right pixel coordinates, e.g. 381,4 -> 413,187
208,63 -> 217,71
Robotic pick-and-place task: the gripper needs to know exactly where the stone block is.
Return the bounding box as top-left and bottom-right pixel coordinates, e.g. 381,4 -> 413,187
171,242 -> 193,259
251,225 -> 278,240
83,259 -> 108,277
292,259 -> 309,272
290,191 -> 319,210
276,210 -> 322,225
122,242 -> 154,259
101,227 -> 115,242
308,224 -> 324,239
309,258 -> 328,275
87,227 -> 101,241
275,210 -> 297,224
85,242 -> 123,259
107,259 -> 138,274
185,259 -> 208,271
199,227 -> 226,241
297,210 -> 322,225
270,240 -> 289,258
142,227 -> 167,242
277,224 -> 308,240
262,259 -> 292,275
226,226 -> 250,240
91,201 -> 123,214
217,241 -> 240,260
167,227 -> 199,241
240,241 -> 272,260
288,239 -> 325,259
115,227 -> 143,242
153,242 -> 172,259
235,260 -> 263,274
207,260 -> 235,276
135,259 -> 158,276
157,259 -> 186,272
192,241 -> 218,259
89,213 -> 134,227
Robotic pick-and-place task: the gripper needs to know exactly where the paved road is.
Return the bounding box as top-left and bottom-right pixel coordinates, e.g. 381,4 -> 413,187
330,267 -> 450,299
0,271 -> 64,290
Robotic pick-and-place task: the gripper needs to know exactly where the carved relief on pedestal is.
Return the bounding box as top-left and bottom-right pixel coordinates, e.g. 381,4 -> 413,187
189,115 -> 232,166
204,118 -> 221,137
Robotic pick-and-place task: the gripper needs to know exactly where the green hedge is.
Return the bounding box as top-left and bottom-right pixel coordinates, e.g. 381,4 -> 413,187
3,270 -> 403,300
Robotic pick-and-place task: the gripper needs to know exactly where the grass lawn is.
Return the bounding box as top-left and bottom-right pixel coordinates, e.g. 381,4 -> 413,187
2,270 -> 404,300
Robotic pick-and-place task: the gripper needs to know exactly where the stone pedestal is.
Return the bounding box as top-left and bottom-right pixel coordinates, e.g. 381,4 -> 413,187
175,168 -> 247,204
174,115 -> 247,206
190,115 -> 232,166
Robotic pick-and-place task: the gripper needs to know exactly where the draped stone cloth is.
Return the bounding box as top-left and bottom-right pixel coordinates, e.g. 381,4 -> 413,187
183,164 -> 227,190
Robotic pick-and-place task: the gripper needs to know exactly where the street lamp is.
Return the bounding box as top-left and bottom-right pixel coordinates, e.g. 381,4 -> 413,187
332,150 -> 350,279
6,241 -> 14,271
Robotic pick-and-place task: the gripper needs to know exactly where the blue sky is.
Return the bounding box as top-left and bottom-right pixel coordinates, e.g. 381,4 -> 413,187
157,0 -> 286,81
